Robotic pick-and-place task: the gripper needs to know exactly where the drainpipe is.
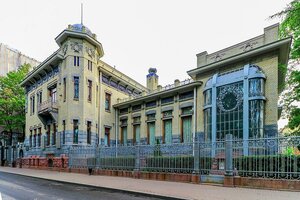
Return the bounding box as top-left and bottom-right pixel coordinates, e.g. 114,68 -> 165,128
193,87 -> 197,156
98,71 -> 102,146
115,108 -> 118,157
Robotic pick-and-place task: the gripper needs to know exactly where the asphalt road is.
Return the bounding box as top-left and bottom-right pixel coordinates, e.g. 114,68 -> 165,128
0,172 -> 173,200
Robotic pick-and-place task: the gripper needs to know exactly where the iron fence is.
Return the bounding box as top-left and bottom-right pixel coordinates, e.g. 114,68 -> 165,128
232,137 -> 300,179
68,136 -> 300,179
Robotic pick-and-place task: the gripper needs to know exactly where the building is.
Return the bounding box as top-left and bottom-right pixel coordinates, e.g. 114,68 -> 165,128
20,23 -> 291,168
0,43 -> 40,77
0,43 -> 40,166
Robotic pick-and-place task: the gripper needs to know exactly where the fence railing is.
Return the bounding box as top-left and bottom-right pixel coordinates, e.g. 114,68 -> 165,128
68,136 -> 300,179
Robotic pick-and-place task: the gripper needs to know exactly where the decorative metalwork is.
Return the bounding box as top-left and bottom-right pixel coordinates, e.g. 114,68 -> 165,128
182,106 -> 193,115
162,110 -> 172,118
66,136 -> 300,179
217,85 -> 243,112
147,114 -> 156,121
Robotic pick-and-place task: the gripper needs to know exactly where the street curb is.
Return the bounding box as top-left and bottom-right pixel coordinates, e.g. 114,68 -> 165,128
0,171 -> 186,200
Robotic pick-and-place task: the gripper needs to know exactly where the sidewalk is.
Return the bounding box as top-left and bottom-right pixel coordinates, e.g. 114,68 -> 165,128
0,167 -> 299,200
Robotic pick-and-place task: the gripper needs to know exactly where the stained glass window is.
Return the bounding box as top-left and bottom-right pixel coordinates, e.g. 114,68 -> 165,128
216,82 -> 244,140
249,100 -> 264,138
249,78 -> 264,97
204,89 -> 212,106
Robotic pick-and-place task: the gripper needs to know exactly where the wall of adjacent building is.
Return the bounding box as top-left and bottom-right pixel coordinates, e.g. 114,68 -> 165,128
0,43 -> 40,77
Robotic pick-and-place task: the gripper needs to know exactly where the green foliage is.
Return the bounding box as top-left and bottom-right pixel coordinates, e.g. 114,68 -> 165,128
234,155 -> 300,178
98,157 -> 135,170
272,1 -> 300,135
0,64 -> 30,143
145,156 -> 195,173
271,0 -> 300,59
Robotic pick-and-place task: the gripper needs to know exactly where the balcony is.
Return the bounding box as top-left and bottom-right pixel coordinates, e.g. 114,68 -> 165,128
38,99 -> 58,113
37,99 -> 58,125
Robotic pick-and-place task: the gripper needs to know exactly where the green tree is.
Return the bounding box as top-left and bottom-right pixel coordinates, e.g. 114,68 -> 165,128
271,1 -> 300,135
0,64 -> 30,144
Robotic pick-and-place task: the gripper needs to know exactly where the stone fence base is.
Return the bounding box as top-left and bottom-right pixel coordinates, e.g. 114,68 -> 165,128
19,156 -> 68,170
69,168 -> 300,191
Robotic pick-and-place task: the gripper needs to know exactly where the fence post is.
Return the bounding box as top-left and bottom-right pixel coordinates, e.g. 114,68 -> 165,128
224,134 -> 234,187
193,141 -> 200,174
225,134 -> 233,176
134,145 -> 140,178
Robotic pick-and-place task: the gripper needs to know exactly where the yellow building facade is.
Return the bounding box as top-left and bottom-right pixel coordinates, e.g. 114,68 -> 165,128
20,23 -> 291,168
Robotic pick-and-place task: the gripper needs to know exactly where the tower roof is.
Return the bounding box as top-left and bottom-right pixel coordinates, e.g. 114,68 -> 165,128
71,23 -> 92,36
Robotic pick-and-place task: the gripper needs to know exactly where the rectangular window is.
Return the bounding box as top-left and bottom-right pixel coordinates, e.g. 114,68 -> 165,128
146,101 -> 156,108
104,127 -> 110,146
47,125 -> 50,146
88,80 -> 92,102
120,126 -> 127,146
73,120 -> 79,144
74,56 -> 80,66
179,91 -> 193,100
63,78 -> 66,102
62,120 -> 66,144
132,104 -> 141,112
52,123 -> 56,145
87,121 -> 91,144
181,116 -> 192,143
38,128 -> 41,147
88,60 -> 93,71
50,87 -> 57,103
105,93 -> 111,111
161,96 -> 174,105
33,129 -> 37,147
31,96 -> 35,114
74,77 -> 79,99
119,108 -> 128,115
133,124 -> 140,145
37,91 -> 42,111
147,122 -> 155,145
163,119 -> 172,144
29,130 -> 32,147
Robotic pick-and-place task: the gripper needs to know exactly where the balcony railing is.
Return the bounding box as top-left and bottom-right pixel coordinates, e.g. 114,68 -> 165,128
38,99 -> 58,113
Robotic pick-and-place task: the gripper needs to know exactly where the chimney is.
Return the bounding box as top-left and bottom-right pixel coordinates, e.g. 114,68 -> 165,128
146,68 -> 158,91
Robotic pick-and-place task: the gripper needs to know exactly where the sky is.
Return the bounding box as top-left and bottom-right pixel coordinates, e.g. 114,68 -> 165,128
0,0 -> 292,87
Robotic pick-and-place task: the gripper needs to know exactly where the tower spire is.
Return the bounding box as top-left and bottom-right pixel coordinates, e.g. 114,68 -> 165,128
81,3 -> 83,25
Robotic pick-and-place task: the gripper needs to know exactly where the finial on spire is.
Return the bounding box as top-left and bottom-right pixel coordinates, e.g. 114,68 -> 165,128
81,3 -> 83,25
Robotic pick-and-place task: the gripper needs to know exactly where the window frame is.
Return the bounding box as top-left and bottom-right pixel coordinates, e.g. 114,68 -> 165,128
105,93 -> 111,112
87,121 -> 91,145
